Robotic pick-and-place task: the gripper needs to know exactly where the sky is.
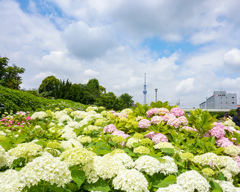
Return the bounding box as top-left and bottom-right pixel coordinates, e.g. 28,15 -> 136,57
0,0 -> 240,108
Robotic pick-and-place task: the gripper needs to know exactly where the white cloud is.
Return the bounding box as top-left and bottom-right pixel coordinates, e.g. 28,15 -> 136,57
84,69 -> 100,76
176,78 -> 195,93
224,48 -> 240,70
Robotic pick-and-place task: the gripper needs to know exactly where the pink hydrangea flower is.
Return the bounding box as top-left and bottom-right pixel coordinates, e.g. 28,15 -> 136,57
170,108 -> 185,117
162,113 -> 176,122
151,116 -> 163,124
152,133 -> 168,144
178,116 -> 188,125
167,118 -> 181,128
103,124 -> 117,133
16,111 -> 26,115
209,126 -> 225,139
112,130 -> 130,138
158,108 -> 170,115
181,126 -> 198,132
138,119 -> 151,128
144,131 -> 155,139
146,108 -> 160,118
216,137 -> 234,147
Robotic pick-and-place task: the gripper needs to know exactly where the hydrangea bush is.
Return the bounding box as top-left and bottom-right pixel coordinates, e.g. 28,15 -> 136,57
0,101 -> 240,192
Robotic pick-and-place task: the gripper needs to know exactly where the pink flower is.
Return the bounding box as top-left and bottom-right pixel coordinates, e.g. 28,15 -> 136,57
152,133 -> 168,144
167,118 -> 181,128
216,137 -> 234,147
26,116 -> 31,120
178,116 -> 188,125
144,131 -> 155,139
151,116 -> 163,124
181,126 -> 198,132
103,124 -> 117,133
138,119 -> 151,128
112,130 -> 130,138
9,120 -> 13,125
170,108 -> 185,117
16,111 -> 26,115
209,126 -> 225,139
162,113 -> 176,122
146,108 -> 160,118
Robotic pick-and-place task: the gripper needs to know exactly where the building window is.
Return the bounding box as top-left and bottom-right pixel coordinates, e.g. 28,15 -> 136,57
232,97 -> 234,99
232,102 -> 234,104
226,102 -> 227,104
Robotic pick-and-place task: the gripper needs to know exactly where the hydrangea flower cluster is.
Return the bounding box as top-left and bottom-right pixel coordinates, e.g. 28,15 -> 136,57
154,142 -> 174,149
103,124 -> 117,133
112,130 -> 130,138
7,142 -> 42,159
152,133 -> 168,144
170,108 -> 185,117
112,169 -> 149,192
151,116 -> 164,124
181,126 -> 198,132
138,119 -> 151,128
19,153 -> 72,188
158,156 -> 178,175
223,145 -> 240,157
133,146 -> 150,154
177,170 -> 210,192
31,111 -> 47,119
216,137 -> 234,147
156,184 -> 185,192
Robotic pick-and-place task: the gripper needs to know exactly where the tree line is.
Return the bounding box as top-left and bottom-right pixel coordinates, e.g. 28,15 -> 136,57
38,75 -> 133,111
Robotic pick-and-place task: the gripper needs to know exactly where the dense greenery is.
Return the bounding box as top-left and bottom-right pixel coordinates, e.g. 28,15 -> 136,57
0,57 -> 25,89
41,76 -> 133,110
0,86 -> 87,116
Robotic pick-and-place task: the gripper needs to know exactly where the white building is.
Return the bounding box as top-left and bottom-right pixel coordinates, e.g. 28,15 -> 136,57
199,91 -> 237,109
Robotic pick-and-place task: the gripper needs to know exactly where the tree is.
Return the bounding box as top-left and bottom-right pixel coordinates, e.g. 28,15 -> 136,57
38,76 -> 59,97
119,93 -> 133,108
65,84 -> 84,102
95,92 -> 119,110
0,57 -> 25,89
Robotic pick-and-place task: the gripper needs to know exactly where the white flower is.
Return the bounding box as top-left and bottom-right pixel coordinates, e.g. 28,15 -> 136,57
221,169 -> 233,182
58,114 -> 73,123
218,181 -> 238,192
126,138 -> 140,148
177,170 -> 210,192
134,155 -> 161,175
112,169 -> 149,192
0,169 -> 23,192
7,142 -> 42,159
31,111 -> 47,119
61,139 -> 83,149
19,153 -> 72,188
159,156 -> 178,175
61,127 -> 77,140
0,131 -> 6,136
156,184 -> 185,192
154,142 -> 174,149
223,145 -> 240,157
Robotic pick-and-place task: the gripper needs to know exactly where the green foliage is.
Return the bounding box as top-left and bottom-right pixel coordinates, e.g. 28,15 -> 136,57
132,103 -> 150,116
39,76 -> 59,97
84,179 -> 111,192
186,109 -> 216,137
0,56 -> 25,89
0,86 -> 87,116
119,93 -> 133,108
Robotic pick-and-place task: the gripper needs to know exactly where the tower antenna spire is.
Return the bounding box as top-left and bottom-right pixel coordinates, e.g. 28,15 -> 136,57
143,73 -> 147,104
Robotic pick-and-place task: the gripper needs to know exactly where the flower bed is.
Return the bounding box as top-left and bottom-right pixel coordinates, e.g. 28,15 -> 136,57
0,102 -> 240,192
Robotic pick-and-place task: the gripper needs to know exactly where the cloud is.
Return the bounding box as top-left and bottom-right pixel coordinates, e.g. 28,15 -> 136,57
84,69 -> 100,77
223,48 -> 240,70
176,78 -> 195,93
62,21 -> 115,59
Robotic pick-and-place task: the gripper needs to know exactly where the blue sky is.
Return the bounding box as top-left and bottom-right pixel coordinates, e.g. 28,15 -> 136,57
1,0 -> 240,108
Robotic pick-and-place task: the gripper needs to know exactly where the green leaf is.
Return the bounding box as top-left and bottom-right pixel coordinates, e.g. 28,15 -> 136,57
218,172 -> 226,181
150,173 -> 165,186
210,180 -> 223,192
153,175 -> 176,188
48,184 -> 65,192
161,148 -> 174,155
71,169 -> 86,189
84,178 -> 110,192
0,140 -> 12,151
11,157 -> 26,168
96,149 -> 111,155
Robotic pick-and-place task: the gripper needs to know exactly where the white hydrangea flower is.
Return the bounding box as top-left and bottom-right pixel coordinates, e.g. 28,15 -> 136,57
104,153 -> 135,168
60,147 -> 96,166
0,169 -> 23,192
217,156 -> 240,175
223,145 -> 240,157
0,146 -> 8,168
54,110 -> 68,119
154,142 -> 174,149
61,127 -> 77,140
177,170 -> 210,192
84,125 -> 100,132
126,138 -> 140,148
78,136 -> 92,144
192,152 -> 218,165
221,169 -> 233,182
112,169 -> 149,192
7,142 -> 42,159
159,156 -> 178,175
31,111 -> 47,119
0,131 -> 6,136
156,184 -> 185,192
86,106 -> 98,112
67,121 -> 81,129
61,139 -> 83,149
58,114 -> 73,123
218,181 -> 238,192
19,152 -> 72,188
134,155 -> 161,175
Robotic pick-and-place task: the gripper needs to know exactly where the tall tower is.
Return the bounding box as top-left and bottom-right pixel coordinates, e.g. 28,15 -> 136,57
143,73 -> 147,104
